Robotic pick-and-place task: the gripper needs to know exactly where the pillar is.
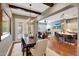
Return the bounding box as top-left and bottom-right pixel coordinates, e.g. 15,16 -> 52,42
72,3 -> 79,56
77,4 -> 79,56
0,4 -> 2,41
33,20 -> 38,40
11,15 -> 15,41
28,21 -> 31,35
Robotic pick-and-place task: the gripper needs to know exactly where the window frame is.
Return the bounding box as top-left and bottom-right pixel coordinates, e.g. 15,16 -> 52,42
1,10 -> 11,40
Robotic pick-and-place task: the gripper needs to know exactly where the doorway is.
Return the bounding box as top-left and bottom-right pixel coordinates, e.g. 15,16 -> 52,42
15,22 -> 23,41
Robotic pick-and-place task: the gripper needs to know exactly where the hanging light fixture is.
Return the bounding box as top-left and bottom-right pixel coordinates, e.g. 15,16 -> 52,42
29,4 -> 32,35
29,4 -> 32,21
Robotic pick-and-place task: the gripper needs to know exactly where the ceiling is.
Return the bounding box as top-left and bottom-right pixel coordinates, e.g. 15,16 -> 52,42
10,8 -> 39,17
39,7 -> 78,23
9,3 -> 54,18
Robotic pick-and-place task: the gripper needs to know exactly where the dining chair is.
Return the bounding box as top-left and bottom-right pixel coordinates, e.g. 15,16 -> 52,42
21,37 -> 27,56
67,35 -> 75,44
54,32 -> 60,41
30,39 -> 48,56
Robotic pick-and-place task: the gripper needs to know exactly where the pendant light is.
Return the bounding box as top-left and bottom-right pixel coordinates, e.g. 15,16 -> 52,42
29,4 -> 32,35
30,4 -> 31,21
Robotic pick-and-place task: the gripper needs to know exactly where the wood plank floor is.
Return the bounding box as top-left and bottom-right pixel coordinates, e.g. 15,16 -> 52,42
48,37 -> 77,56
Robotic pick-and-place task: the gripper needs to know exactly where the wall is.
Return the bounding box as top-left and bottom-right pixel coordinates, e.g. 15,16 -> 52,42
13,15 -> 29,41
38,23 -> 47,32
50,21 -> 62,36
65,18 -> 77,32
0,4 -> 12,56
13,15 -> 38,40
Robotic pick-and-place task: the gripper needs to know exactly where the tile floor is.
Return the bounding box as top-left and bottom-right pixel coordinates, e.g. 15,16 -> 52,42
11,43 -> 60,56
11,43 -> 22,56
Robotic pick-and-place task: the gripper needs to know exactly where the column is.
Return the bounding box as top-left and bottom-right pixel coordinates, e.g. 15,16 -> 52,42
28,21 -> 31,35
33,20 -> 38,40
0,4 -> 2,41
11,15 -> 15,41
77,4 -> 79,56
72,3 -> 79,56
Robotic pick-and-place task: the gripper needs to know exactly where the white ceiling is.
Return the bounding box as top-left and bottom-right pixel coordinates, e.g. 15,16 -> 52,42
9,3 -> 50,17
9,3 -> 49,12
39,7 -> 78,23
11,8 -> 38,17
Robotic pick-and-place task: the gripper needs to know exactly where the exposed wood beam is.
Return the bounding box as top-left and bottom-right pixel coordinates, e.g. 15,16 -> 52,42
13,14 -> 36,19
9,4 -> 41,15
43,3 -> 54,7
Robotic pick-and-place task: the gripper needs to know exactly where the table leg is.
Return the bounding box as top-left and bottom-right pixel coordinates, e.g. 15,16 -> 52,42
26,47 -> 28,56
22,48 -> 24,56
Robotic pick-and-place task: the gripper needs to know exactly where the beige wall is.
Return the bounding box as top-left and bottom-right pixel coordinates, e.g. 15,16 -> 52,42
66,18 -> 77,32
13,15 -> 30,40
13,14 -> 38,40
61,18 -> 77,32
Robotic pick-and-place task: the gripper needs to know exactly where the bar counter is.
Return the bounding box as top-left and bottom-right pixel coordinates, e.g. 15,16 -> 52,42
48,31 -> 77,56
48,37 -> 77,56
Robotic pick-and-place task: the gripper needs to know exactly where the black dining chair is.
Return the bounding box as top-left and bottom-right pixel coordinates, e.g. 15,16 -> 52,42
67,35 -> 75,44
21,37 -> 36,56
21,37 -> 27,56
59,34 -> 64,42
54,32 -> 59,41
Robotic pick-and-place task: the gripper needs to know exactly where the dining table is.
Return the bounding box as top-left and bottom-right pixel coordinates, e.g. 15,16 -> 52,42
22,35 -> 36,56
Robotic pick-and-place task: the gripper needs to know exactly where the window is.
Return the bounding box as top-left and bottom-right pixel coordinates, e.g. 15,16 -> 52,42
2,11 -> 10,35
17,22 -> 23,34
1,11 -> 10,40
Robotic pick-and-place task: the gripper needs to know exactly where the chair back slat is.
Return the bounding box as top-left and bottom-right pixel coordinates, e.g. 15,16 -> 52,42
21,38 -> 26,45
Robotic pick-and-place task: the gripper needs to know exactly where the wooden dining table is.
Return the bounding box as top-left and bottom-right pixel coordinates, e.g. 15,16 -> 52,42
23,35 -> 36,56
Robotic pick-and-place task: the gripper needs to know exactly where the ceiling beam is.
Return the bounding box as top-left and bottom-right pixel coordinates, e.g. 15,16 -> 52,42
13,14 -> 36,19
9,4 -> 41,15
43,3 -> 54,7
